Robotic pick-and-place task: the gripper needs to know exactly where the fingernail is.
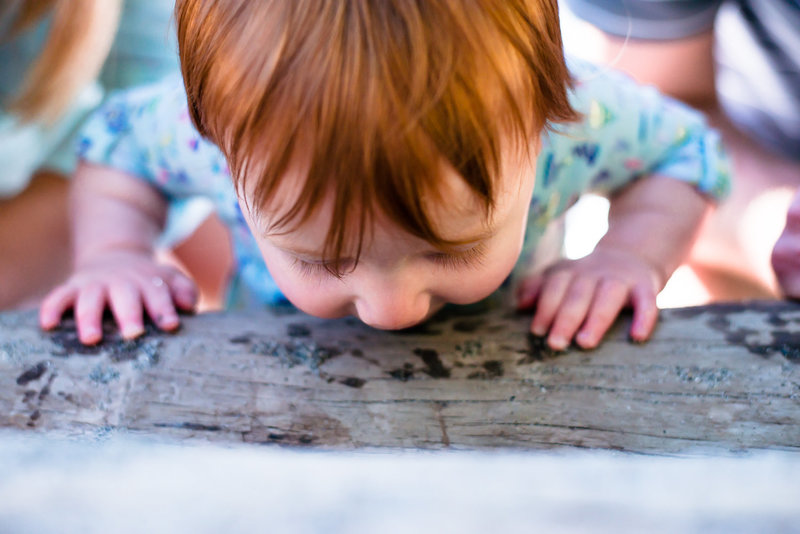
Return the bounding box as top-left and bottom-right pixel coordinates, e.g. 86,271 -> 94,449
531,324 -> 547,337
81,328 -> 101,345
576,331 -> 593,347
158,313 -> 179,330
121,325 -> 144,339
631,323 -> 646,340
549,335 -> 567,350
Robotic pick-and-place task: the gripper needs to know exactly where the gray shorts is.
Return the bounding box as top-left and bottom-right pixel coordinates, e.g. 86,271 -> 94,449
565,0 -> 800,161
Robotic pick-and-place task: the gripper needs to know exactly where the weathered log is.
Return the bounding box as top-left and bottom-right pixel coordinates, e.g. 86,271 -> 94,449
2,298 -> 799,453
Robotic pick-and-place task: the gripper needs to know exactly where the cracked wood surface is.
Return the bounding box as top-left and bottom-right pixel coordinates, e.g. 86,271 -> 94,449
2,299 -> 799,453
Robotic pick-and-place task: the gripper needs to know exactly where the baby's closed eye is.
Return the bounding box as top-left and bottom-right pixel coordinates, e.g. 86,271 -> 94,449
427,242 -> 488,271
289,257 -> 354,279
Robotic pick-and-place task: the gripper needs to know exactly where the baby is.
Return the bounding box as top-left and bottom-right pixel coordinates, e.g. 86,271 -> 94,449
40,0 -> 729,350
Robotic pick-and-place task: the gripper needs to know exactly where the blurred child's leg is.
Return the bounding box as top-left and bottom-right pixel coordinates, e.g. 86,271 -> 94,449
158,211 -> 233,312
0,171 -> 71,309
684,114 -> 799,302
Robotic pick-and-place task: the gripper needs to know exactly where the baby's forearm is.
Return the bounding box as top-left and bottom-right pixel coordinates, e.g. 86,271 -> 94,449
41,162 -> 195,344
71,162 -> 168,267
599,176 -> 711,289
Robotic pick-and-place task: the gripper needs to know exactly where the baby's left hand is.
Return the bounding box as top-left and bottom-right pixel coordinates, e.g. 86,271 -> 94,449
515,246 -> 662,350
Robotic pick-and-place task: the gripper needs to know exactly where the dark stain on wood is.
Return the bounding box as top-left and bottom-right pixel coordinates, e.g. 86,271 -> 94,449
671,301 -> 800,318
435,402 -> 450,447
242,413 -> 352,446
482,360 -> 504,377
747,331 -> 800,362
467,360 -> 505,380
19,370 -> 57,428
286,324 -> 311,338
517,333 -> 560,364
393,323 -> 443,336
455,340 -> 483,358
88,365 -> 120,384
56,391 -> 77,404
154,422 -> 223,432
27,409 -> 41,427
675,366 -> 731,387
672,302 -> 800,363
251,338 -> 342,370
16,361 -> 49,386
49,325 -> 104,356
414,348 -> 450,378
47,315 -> 163,364
767,314 -> 789,327
389,363 -> 415,381
340,377 -> 366,388
452,318 -> 485,333
38,373 -> 55,402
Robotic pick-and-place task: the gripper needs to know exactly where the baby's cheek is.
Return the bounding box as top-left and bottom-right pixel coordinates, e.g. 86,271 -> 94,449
287,290 -> 349,319
440,269 -> 511,305
446,249 -> 521,304
270,271 -> 349,319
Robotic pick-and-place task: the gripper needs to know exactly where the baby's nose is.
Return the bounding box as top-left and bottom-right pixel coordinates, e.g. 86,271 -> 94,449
355,288 -> 432,331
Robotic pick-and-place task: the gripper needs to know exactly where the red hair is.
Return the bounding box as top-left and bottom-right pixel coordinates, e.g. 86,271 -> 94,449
176,0 -> 578,273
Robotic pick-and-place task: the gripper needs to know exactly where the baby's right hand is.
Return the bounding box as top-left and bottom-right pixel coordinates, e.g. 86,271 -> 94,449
39,250 -> 198,345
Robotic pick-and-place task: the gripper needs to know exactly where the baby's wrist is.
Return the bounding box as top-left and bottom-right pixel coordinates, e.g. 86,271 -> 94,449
74,242 -> 154,269
592,241 -> 670,290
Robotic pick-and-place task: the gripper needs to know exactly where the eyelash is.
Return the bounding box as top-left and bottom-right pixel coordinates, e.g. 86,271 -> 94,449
290,258 -> 341,279
429,243 -> 488,271
289,243 -> 488,277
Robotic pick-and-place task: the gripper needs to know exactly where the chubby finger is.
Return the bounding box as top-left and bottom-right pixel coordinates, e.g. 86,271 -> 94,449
782,190 -> 800,232
629,283 -> 658,342
575,278 -> 629,349
167,271 -> 198,312
40,284 -> 78,330
75,284 -> 107,345
140,275 -> 180,331
771,230 -> 800,298
776,271 -> 800,300
771,190 -> 800,296
547,276 -> 598,350
531,271 -> 573,337
515,275 -> 544,310
108,281 -> 145,340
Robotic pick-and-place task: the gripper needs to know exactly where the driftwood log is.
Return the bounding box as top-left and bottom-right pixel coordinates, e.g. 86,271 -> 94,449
2,298 -> 799,454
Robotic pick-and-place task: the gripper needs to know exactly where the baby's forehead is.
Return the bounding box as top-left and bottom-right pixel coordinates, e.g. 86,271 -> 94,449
253,172 -> 520,259
253,155 -> 513,235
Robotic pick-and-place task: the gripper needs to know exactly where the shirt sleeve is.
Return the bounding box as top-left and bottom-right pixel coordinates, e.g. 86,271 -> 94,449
563,0 -> 722,40
77,75 -> 231,203
529,57 -> 731,229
